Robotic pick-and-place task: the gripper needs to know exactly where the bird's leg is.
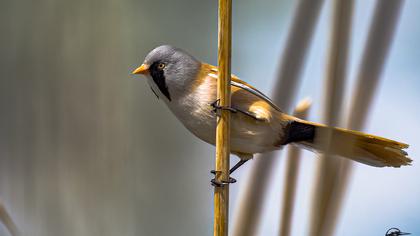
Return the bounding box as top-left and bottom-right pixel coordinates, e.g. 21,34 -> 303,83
210,159 -> 249,186
210,160 -> 248,175
210,99 -> 265,122
229,159 -> 249,174
210,99 -> 237,115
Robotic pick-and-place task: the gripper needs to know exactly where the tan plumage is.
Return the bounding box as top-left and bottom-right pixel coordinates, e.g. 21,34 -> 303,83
295,119 -> 410,167
176,63 -> 288,158
133,45 -> 411,169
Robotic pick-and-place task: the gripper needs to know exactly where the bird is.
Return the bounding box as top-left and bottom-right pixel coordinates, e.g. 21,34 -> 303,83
132,45 -> 411,184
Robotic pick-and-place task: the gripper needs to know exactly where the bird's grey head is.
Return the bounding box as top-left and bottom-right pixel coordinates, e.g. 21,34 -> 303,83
133,45 -> 201,101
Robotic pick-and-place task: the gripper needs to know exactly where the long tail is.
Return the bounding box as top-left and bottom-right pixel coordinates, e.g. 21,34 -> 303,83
284,117 -> 412,167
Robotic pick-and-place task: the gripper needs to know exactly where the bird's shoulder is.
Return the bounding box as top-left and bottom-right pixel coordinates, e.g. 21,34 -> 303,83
200,63 -> 282,113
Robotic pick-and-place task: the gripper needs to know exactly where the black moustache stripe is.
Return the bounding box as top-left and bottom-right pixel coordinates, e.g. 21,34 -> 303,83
149,61 -> 171,101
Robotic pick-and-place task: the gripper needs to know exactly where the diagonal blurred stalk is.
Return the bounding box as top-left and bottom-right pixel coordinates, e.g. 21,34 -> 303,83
0,199 -> 19,236
309,0 -> 354,235
279,99 -> 311,236
316,1 -> 406,235
231,0 -> 325,235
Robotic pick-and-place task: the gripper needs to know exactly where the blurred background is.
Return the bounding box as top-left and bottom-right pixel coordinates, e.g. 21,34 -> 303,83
0,0 -> 419,235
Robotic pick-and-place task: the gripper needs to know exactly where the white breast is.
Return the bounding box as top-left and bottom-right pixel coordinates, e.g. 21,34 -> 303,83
168,76 -> 218,144
146,74 -> 284,155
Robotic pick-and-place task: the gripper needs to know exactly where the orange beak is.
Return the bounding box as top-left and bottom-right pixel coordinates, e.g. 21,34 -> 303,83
132,64 -> 150,75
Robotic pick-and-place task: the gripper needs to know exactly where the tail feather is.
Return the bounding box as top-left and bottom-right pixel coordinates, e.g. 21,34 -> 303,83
289,119 -> 412,167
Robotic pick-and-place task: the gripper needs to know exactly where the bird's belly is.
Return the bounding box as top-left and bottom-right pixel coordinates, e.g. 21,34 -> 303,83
167,96 -> 280,155
169,96 -> 217,145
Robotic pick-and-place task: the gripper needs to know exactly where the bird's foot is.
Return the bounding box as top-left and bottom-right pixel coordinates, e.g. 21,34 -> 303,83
210,99 -> 237,115
210,170 -> 237,187
210,177 -> 237,187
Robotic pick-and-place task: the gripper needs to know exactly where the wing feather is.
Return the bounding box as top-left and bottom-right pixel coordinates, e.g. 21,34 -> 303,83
206,64 -> 282,112
230,80 -> 281,112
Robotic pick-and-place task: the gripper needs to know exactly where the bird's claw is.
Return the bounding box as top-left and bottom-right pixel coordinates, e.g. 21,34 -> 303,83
210,170 -> 237,187
210,99 -> 237,115
211,177 -> 237,187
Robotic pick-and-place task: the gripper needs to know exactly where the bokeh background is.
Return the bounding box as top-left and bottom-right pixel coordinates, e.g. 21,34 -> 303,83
0,0 -> 419,235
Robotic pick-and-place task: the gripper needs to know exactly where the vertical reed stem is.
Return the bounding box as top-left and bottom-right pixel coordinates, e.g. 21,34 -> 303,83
232,1 -> 324,235
309,0 -> 353,235
214,0 -> 232,235
320,2 -> 405,235
279,99 -> 311,236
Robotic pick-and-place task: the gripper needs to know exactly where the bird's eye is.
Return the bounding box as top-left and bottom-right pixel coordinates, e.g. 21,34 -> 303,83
157,63 -> 165,70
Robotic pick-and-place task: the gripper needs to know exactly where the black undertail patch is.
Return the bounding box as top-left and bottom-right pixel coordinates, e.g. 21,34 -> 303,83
282,121 -> 316,145
149,61 -> 171,101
